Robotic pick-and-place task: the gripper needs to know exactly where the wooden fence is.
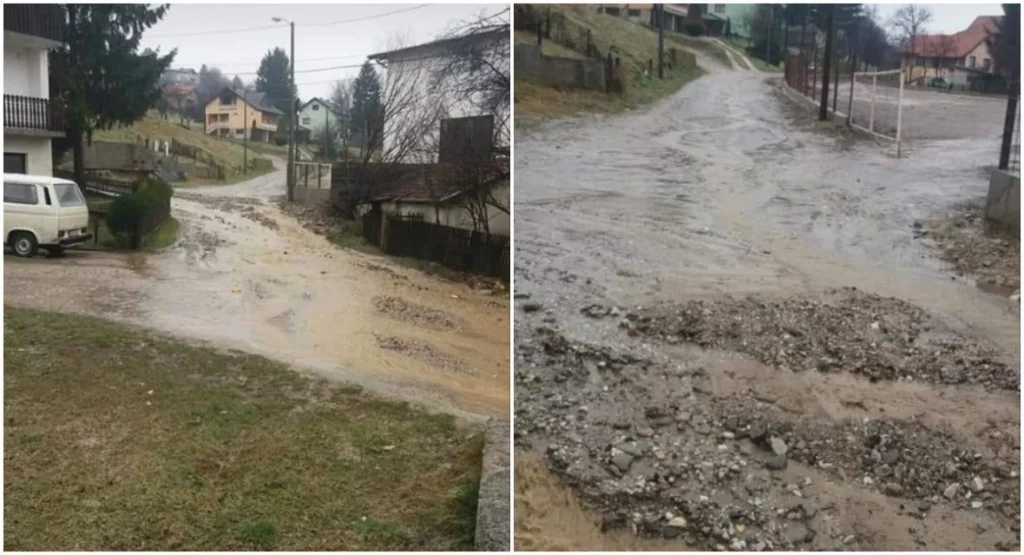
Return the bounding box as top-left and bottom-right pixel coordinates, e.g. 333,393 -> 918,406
362,211 -> 509,280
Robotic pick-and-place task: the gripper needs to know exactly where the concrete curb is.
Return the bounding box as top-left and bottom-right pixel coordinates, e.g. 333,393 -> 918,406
474,419 -> 510,551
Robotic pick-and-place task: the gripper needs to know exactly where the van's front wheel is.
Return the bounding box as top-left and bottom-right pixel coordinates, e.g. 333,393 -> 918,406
10,232 -> 38,258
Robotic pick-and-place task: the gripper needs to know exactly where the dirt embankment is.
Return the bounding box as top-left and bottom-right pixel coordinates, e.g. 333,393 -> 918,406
915,200 -> 1020,295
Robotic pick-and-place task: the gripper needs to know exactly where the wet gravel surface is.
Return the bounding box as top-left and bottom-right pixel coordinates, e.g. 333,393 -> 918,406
514,69 -> 1019,550
623,287 -> 1018,390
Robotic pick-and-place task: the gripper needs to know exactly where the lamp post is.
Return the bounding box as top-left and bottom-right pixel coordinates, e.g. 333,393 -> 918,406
273,16 -> 296,201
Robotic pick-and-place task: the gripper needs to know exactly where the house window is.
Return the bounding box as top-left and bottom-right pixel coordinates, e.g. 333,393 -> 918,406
969,56 -> 976,68
4,181 -> 38,204
714,4 -> 726,13
4,153 -> 27,174
983,58 -> 991,70
302,117 -> 311,125
312,104 -> 319,111
628,8 -> 641,17
207,114 -> 217,124
219,114 -> 229,122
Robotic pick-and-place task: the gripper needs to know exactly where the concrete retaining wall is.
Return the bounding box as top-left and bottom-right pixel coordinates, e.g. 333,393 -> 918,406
514,44 -> 606,91
985,169 -> 1020,236
474,419 -> 509,551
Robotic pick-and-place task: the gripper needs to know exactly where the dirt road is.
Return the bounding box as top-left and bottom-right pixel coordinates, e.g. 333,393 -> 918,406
5,158 -> 509,422
514,67 -> 1019,549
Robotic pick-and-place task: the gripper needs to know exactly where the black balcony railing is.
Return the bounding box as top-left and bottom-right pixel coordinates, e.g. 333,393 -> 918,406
4,4 -> 65,43
4,94 -> 66,133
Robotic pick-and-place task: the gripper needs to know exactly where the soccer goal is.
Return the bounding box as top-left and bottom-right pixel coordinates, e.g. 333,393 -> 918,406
847,68 -> 905,155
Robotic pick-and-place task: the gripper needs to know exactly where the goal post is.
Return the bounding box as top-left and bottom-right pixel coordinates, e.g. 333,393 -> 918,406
850,68 -> 905,155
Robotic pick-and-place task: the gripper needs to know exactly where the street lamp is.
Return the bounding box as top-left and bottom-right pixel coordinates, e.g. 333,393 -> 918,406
273,16 -> 296,201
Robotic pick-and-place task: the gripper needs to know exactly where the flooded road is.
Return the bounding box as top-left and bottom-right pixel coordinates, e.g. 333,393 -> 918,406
515,67 -> 1019,549
5,158 -> 509,422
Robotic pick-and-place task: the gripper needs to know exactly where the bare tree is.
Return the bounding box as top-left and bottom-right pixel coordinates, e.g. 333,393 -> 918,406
926,34 -> 958,81
432,8 -> 510,151
888,4 -> 933,82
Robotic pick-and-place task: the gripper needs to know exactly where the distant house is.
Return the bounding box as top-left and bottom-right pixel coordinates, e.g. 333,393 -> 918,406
595,4 -> 689,32
901,16 -> 1001,85
203,88 -> 283,143
4,4 -> 65,176
367,27 -> 508,162
160,68 -> 199,89
298,97 -> 342,143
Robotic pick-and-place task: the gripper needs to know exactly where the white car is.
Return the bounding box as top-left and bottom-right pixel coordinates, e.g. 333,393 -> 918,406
4,173 -> 91,257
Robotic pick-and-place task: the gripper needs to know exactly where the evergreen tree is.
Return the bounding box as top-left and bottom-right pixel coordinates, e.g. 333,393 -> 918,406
987,4 -> 1020,77
255,48 -> 296,112
348,61 -> 382,146
50,4 -> 175,184
231,75 -> 244,90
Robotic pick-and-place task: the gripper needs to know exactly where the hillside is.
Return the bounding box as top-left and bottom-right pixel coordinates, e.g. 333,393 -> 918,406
92,111 -> 277,184
514,5 -> 706,117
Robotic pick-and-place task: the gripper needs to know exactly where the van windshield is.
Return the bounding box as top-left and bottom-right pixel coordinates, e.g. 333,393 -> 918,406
53,183 -> 85,207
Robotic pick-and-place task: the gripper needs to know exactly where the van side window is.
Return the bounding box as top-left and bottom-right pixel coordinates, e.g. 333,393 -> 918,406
43,187 -> 52,205
3,182 -> 39,205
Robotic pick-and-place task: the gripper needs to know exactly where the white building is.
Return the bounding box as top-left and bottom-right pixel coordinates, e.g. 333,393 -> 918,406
367,27 -> 509,163
4,4 -> 65,176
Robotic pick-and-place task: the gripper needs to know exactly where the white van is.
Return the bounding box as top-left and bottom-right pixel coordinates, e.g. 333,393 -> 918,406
4,173 -> 91,257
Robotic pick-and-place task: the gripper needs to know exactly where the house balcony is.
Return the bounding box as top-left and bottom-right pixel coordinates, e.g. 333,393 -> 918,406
206,120 -> 277,134
4,94 -> 66,137
4,4 -> 64,49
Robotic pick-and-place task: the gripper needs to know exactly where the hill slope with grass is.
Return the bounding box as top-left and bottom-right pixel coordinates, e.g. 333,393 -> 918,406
91,111 -> 277,184
515,5 -> 706,117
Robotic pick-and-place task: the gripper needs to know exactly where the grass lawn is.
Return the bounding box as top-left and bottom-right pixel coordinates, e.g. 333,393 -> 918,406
3,307 -> 483,551
514,5 -> 706,118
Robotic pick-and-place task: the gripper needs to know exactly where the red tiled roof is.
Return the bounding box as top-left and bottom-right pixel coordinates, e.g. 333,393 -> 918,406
903,15 -> 1001,58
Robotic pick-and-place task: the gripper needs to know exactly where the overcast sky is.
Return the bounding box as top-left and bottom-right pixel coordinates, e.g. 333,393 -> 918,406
874,3 -> 1003,34
140,3 -> 505,101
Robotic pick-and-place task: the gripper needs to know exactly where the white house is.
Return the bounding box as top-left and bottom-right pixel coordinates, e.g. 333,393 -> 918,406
298,97 -> 342,142
367,27 -> 508,163
4,4 -> 65,176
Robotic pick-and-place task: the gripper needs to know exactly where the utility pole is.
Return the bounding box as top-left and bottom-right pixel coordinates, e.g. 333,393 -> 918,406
657,4 -> 665,79
288,20 -> 295,201
819,4 -> 836,120
999,76 -> 1019,170
242,88 -> 248,174
324,101 -> 329,161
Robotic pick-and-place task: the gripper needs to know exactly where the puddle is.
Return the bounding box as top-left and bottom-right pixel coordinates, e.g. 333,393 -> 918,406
976,280 -> 1018,298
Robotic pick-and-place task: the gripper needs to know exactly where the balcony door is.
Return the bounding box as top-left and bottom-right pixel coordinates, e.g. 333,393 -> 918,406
4,153 -> 27,174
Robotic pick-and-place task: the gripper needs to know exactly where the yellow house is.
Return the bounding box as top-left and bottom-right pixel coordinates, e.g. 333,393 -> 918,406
204,87 -> 283,143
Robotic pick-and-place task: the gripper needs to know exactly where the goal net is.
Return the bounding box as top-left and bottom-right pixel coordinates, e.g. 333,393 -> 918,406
848,69 -> 904,146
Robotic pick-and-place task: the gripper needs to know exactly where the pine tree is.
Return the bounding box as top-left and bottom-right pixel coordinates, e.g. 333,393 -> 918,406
50,4 -> 175,184
255,48 -> 296,112
348,61 -> 382,147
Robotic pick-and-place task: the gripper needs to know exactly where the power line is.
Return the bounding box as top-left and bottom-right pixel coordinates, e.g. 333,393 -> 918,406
147,4 -> 430,39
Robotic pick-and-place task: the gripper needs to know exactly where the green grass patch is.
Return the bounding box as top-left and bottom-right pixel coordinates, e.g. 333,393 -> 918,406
514,5 -> 706,118
3,306 -> 484,551
140,216 -> 180,251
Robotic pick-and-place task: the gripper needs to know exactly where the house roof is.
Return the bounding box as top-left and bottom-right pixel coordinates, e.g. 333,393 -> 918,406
367,27 -> 507,62
205,87 -> 284,115
902,15 -> 1000,58
363,161 -> 509,204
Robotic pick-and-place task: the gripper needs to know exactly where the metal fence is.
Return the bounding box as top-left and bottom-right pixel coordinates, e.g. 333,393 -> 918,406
293,162 -> 332,189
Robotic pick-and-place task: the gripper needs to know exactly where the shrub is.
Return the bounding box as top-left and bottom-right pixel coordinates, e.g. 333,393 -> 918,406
274,137 -> 287,146
683,20 -> 707,37
105,175 -> 174,250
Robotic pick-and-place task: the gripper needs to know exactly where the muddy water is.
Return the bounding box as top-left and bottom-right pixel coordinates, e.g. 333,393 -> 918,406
5,158 -> 508,422
515,65 -> 1018,547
